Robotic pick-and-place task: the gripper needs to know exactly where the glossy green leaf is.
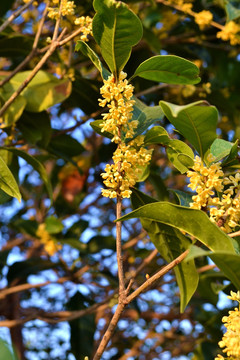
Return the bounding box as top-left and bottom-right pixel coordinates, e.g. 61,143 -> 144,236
210,138 -> 234,162
0,156 -> 21,202
7,71 -> 72,112
160,101 -> 218,158
92,0 -> 143,74
75,40 -> 110,80
225,1 -> 240,21
148,172 -> 170,201
117,202 -> 235,253
131,188 -> 198,312
186,246 -> 240,289
167,139 -> 194,173
1,147 -> 53,202
144,126 -> 170,145
171,189 -> 193,207
130,55 -> 201,84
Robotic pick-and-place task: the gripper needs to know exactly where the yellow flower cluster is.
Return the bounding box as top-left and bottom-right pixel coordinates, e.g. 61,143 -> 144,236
194,10 -> 213,30
215,291 -> 240,360
187,156 -> 240,233
101,137 -> 152,198
217,21 -> 240,46
187,155 -> 224,209
209,174 -> 240,232
36,223 -> 62,256
74,16 -> 93,42
99,72 -> 137,143
99,71 -> 152,199
48,0 -> 75,20
167,0 -> 193,12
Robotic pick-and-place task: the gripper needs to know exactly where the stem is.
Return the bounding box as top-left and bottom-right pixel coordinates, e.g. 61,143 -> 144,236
0,0 -> 35,34
0,1 -> 49,88
116,195 -> 126,297
92,303 -> 125,360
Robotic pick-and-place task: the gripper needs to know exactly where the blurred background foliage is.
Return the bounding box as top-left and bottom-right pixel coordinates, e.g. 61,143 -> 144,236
0,0 -> 240,359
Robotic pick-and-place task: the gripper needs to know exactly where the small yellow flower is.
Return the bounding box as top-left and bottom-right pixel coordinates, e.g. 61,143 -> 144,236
194,10 -> 213,29
217,21 -> 240,45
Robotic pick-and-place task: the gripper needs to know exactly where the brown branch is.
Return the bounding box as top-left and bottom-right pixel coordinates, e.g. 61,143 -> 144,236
0,1 -> 50,88
0,25 -> 66,118
92,302 -> 125,360
228,230 -> 240,238
126,249 -> 190,303
0,0 -> 35,34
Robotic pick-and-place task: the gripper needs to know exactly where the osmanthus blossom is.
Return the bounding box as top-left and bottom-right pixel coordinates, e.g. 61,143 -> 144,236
215,291 -> 240,359
187,156 -> 240,233
99,72 -> 152,199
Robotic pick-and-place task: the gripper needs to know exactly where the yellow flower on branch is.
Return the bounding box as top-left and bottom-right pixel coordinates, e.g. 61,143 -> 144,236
194,10 -> 213,30
36,223 -> 62,256
98,72 -> 152,199
217,21 -> 240,46
215,291 -> 240,359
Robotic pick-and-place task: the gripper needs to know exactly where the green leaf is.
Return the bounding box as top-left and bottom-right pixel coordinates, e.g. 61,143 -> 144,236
160,101 -> 218,158
47,133 -> 85,159
225,1 -> 240,21
210,138 -> 234,162
144,126 -> 170,145
75,40 -> 110,80
130,99 -> 164,140
66,292 -> 95,360
117,202 -> 235,253
171,189 -> 193,207
17,111 -> 52,148
222,140 -> 239,168
0,156 -> 21,202
90,119 -> 113,139
131,188 -> 198,312
92,0 -> 143,74
186,246 -> 240,289
130,55 -> 201,84
166,139 -> 194,173
0,339 -> 18,360
148,172 -> 170,201
45,216 -> 64,234
7,70 -> 72,112
1,147 -> 53,202
0,91 -> 26,127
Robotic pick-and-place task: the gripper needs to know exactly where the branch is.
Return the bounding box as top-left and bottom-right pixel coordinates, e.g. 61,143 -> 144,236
0,0 -> 35,34
0,1 -> 50,88
0,25 -> 66,118
126,249 -> 190,303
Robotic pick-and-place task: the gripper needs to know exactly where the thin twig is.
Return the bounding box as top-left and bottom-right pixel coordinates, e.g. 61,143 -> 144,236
0,25 -> 66,118
0,0 -> 35,34
126,249 -> 190,303
0,1 -> 49,88
228,230 -> 240,238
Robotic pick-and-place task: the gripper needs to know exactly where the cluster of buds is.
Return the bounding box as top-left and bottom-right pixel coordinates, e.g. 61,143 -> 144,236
99,72 -> 152,199
187,155 -> 240,233
215,291 -> 240,359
